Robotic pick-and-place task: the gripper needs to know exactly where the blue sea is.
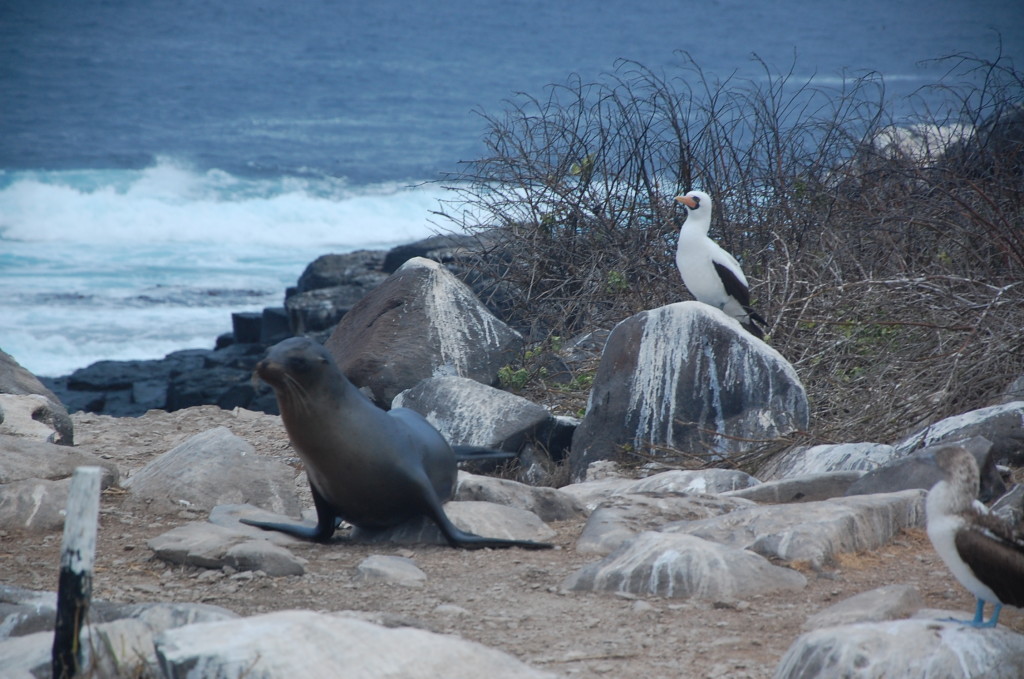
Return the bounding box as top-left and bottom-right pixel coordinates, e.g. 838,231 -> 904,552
2,0 -> 1021,377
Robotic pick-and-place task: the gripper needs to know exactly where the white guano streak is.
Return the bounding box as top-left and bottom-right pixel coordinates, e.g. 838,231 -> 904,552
421,261 -> 503,377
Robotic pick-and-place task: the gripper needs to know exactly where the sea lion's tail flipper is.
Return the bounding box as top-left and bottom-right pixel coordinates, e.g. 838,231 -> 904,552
424,497 -> 554,551
451,445 -> 517,463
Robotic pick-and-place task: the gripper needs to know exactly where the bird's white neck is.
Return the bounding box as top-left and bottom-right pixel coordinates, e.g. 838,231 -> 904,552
680,214 -> 711,240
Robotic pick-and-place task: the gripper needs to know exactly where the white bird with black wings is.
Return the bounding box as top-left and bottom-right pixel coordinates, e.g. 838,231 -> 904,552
674,190 -> 767,338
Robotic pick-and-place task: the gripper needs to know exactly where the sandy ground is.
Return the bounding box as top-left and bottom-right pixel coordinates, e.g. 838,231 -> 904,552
3,405 -> 1022,678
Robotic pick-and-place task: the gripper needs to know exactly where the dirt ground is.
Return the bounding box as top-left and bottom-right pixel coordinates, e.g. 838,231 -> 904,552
3,405 -> 1022,678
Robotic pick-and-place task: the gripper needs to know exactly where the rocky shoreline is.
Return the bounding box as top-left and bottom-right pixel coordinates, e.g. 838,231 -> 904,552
2,233 -> 1024,677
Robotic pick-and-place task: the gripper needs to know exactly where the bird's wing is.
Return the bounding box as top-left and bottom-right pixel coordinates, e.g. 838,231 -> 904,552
954,516 -> 1024,608
712,260 -> 751,307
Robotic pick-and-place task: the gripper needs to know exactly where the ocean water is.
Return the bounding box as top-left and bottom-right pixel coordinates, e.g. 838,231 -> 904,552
1,0 -> 1021,377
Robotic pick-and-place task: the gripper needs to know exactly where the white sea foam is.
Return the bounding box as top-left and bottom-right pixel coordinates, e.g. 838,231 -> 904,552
0,160 -> 462,376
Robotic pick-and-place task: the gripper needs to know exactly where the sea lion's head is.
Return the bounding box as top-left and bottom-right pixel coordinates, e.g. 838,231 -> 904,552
255,337 -> 344,415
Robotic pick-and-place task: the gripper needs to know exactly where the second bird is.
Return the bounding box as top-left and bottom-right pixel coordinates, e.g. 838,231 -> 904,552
674,190 -> 768,338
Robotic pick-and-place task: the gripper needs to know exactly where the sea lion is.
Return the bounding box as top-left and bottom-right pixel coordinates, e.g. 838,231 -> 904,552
243,336 -> 552,550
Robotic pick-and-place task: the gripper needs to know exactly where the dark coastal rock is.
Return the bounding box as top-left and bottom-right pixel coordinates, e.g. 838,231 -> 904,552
381,233 -> 486,273
570,302 -> 809,479
0,349 -> 73,445
325,257 -> 524,407
294,249 -> 387,293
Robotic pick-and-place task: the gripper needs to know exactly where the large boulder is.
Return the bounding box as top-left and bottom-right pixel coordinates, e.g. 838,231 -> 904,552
325,257 -> 524,407
569,302 -> 808,479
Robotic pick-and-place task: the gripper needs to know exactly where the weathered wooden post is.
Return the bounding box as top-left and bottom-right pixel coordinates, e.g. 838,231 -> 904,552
51,466 -> 102,679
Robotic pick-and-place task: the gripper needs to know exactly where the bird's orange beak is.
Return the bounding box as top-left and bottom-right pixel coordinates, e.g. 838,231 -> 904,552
675,195 -> 697,209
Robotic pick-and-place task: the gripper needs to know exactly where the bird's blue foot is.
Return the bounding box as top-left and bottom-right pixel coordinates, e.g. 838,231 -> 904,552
941,600 -> 1001,628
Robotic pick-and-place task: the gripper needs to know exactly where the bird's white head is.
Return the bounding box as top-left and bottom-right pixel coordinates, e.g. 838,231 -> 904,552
674,190 -> 713,236
674,190 -> 713,214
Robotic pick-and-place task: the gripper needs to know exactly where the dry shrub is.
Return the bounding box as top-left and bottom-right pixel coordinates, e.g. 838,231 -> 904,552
438,52 -> 1024,448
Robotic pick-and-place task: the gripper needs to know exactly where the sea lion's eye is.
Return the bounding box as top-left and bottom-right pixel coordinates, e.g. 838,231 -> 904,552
289,357 -> 311,372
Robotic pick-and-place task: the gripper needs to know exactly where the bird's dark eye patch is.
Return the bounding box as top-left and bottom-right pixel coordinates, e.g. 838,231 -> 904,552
691,195 -> 701,208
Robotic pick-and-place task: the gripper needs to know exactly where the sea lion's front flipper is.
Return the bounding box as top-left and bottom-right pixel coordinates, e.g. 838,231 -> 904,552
240,483 -> 341,542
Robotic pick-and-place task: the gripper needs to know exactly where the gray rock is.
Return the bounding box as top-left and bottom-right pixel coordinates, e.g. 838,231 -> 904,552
325,257 -> 524,407
757,443 -> 898,481
570,302 -> 809,478
0,597 -> 237,678
285,284 -> 377,334
561,468 -> 759,513
0,349 -> 72,445
773,619 -> 1024,679
575,492 -> 756,555
207,503 -> 317,548
564,531 -> 806,599
0,477 -> 69,532
123,427 -> 302,515
394,375 -> 551,452
669,490 -> 926,568
722,471 -> 866,504
0,394 -> 68,445
894,401 -> 1024,464
802,584 -> 923,630
354,555 -> 427,587
154,609 -> 559,679
991,484 -> 1024,525
354,501 -> 555,546
295,250 -> 388,292
845,437 -> 1005,502
454,472 -> 584,522
0,435 -> 118,486
147,522 -> 307,576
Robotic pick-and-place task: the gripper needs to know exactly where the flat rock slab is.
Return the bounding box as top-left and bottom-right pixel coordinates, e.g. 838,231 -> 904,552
575,492 -> 757,555
147,522 -> 307,576
561,469 -> 759,513
564,531 -> 806,600
802,584 -> 923,630
0,435 -> 118,486
123,426 -> 302,515
154,609 -> 559,679
722,471 -> 866,504
455,472 -> 584,522
354,501 -> 556,546
667,490 -> 926,567
774,619 -> 1024,679
756,443 -> 897,481
354,555 -> 427,587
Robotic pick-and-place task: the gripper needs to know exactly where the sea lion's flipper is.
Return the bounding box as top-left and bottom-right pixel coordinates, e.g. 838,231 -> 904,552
451,445 -> 517,462
240,483 -> 340,542
422,495 -> 553,551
